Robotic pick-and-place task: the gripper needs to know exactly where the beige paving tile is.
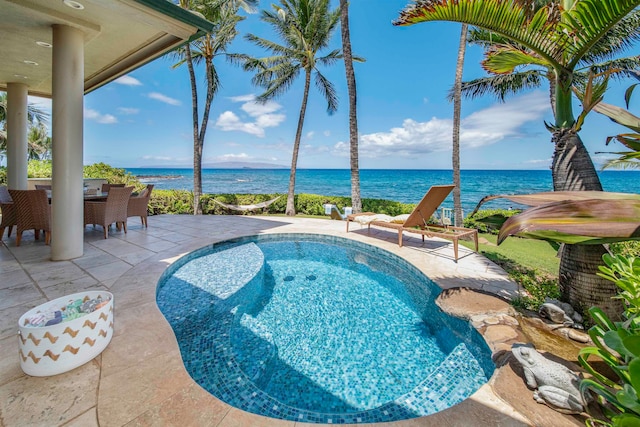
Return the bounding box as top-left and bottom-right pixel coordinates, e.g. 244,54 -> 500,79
61,407 -> 99,427
0,283 -> 43,310
217,407 -> 296,427
101,302 -> 177,377
0,359 -> 99,426
0,267 -> 32,289
0,335 -> 23,386
122,383 -> 230,427
72,253 -> 121,270
41,278 -> 106,300
98,350 -> 194,427
0,299 -> 46,340
85,260 -> 132,282
29,263 -> 88,288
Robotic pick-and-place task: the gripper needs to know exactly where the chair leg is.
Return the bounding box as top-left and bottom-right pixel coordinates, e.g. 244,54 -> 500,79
473,231 -> 479,252
0,226 -> 4,240
45,231 -> 51,245
122,221 -> 128,234
103,226 -> 108,239
453,239 -> 459,262
16,231 -> 22,246
35,229 -> 40,240
398,230 -> 403,247
8,225 -> 13,237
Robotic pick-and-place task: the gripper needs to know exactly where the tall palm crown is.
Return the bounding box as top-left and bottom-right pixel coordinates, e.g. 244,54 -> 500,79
245,0 -> 341,215
246,0 -> 341,112
396,0 -> 639,128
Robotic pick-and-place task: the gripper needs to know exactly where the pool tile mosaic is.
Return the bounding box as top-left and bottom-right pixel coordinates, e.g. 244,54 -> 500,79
156,234 -> 495,424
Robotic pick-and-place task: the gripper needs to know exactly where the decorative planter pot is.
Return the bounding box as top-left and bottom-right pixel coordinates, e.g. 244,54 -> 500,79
18,291 -> 114,376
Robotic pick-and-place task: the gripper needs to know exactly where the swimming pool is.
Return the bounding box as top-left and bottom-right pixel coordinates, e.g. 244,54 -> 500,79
156,234 -> 494,424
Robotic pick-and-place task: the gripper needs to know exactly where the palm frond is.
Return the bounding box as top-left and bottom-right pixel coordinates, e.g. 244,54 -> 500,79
395,0 -> 568,70
482,44 -> 551,74
580,9 -> 640,64
314,71 -> 338,114
561,0 -> 640,69
452,70 -> 545,101
256,64 -> 301,102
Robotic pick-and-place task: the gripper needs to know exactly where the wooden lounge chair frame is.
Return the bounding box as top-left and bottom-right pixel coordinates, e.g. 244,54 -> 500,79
346,184 -> 478,262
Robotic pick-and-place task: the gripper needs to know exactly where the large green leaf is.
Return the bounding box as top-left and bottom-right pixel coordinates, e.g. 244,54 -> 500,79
394,0 -> 566,69
594,101 -> 640,133
496,197 -> 640,245
471,191 -> 640,215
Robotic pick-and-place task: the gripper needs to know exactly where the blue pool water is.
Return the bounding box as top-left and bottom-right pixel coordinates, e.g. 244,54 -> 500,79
156,234 -> 494,424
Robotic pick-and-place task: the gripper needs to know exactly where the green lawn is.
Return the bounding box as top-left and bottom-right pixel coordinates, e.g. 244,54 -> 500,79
465,233 -> 560,276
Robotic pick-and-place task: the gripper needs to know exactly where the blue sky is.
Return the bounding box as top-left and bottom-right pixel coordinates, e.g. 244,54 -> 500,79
33,0 -> 640,169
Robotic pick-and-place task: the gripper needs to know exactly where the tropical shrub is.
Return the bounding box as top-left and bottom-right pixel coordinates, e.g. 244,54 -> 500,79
27,160 -> 53,177
579,254 -> 640,426
148,189 -> 193,215
83,162 -> 141,189
464,208 -> 520,234
0,167 -> 6,185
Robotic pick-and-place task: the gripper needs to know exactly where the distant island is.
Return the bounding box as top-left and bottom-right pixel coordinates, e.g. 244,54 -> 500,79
135,161 -> 288,169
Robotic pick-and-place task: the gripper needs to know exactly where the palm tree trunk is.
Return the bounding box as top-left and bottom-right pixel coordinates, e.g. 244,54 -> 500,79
286,71 -> 311,216
551,126 -> 617,319
551,130 -> 602,192
452,24 -> 467,227
559,244 -> 622,320
185,44 -> 202,215
340,0 -> 361,214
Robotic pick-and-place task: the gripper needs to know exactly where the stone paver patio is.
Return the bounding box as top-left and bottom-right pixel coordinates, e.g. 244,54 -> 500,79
0,214 -> 583,426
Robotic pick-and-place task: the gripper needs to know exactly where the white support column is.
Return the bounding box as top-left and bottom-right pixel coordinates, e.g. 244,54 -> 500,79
6,83 -> 28,190
51,24 -> 84,260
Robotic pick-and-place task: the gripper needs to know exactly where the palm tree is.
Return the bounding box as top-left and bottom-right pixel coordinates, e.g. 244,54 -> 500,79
0,92 -> 50,163
175,0 -> 255,215
27,123 -> 51,160
244,0 -> 342,216
339,0 -> 362,214
395,0 -> 640,317
452,24 -> 468,227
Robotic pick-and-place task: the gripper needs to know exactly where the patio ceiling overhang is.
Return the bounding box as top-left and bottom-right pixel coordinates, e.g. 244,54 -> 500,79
0,0 -> 214,97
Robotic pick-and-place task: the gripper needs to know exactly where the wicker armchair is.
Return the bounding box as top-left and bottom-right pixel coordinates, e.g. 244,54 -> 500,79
127,184 -> 154,228
101,183 -> 125,193
84,186 -> 133,239
0,185 -> 17,240
8,189 -> 51,246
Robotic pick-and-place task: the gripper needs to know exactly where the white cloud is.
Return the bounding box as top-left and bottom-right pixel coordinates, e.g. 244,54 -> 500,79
229,94 -> 256,102
114,75 -> 142,86
323,130 -> 331,137
148,92 -> 181,106
219,153 -> 250,161
215,111 -> 265,137
117,107 -> 139,115
84,108 -> 117,124
215,95 -> 286,137
142,155 -> 173,161
524,158 -> 551,165
336,92 -> 550,158
306,131 -> 315,139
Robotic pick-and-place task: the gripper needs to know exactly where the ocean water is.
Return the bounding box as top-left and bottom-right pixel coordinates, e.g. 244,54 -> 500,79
126,168 -> 640,213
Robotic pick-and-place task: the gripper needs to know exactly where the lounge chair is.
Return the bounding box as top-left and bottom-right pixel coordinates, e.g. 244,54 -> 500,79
346,184 -> 478,261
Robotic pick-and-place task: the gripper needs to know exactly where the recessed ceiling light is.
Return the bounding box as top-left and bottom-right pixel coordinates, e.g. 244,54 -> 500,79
36,41 -> 52,48
14,74 -> 28,79
23,60 -> 39,66
63,0 -> 84,10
